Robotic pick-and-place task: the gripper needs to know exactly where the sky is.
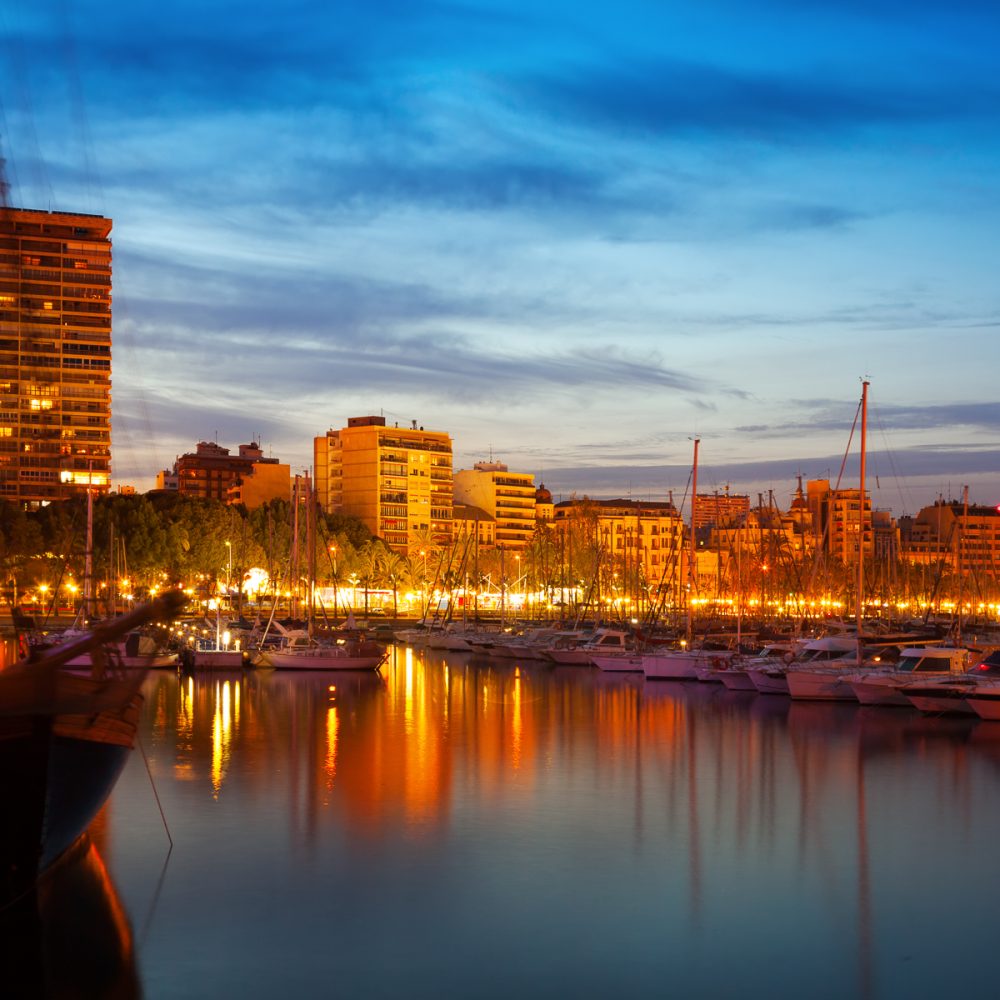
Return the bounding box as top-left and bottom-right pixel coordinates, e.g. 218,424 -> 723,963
1,0 -> 998,516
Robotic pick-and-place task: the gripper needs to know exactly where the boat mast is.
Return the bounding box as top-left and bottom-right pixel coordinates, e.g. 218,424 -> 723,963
307,472 -> 316,638
688,438 -> 699,645
856,380 -> 869,666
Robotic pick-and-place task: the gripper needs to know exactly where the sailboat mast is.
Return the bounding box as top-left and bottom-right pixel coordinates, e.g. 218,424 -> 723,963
306,472 -> 315,637
688,438 -> 699,644
857,380 -> 869,665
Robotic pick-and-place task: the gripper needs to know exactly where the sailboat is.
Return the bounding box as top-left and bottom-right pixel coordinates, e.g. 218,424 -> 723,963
786,382 -> 871,701
1,590 -> 186,906
258,474 -> 386,671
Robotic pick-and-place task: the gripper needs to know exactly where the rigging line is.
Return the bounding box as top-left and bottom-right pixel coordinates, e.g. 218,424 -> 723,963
54,0 -> 103,212
5,0 -> 54,207
137,732 -> 173,848
138,839 -> 174,950
873,410 -> 916,516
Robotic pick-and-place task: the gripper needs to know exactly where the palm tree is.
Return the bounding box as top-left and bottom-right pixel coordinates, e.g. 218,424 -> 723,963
354,540 -> 387,620
380,550 -> 408,618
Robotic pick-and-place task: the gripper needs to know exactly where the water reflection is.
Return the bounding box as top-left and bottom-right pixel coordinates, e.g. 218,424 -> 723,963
0,834 -> 139,997
114,648 -> 1000,998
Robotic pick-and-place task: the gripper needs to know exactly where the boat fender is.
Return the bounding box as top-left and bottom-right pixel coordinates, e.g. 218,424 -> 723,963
783,651 -> 794,664
710,656 -> 723,670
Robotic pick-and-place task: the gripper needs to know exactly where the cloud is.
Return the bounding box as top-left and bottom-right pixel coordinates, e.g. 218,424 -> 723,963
736,400 -> 1000,439
512,59 -> 1000,142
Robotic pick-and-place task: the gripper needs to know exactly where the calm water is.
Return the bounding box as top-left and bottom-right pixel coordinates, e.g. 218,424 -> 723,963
75,649 -> 1000,997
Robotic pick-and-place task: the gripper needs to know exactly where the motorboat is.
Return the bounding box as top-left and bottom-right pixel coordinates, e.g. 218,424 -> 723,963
643,646 -> 740,682
547,628 -> 631,666
907,650 -> 1000,716
849,646 -> 970,707
781,636 -> 863,701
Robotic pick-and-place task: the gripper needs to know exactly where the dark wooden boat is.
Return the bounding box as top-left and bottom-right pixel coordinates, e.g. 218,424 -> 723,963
1,591 -> 185,907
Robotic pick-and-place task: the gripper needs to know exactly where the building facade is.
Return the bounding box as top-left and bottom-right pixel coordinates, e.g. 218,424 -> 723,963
0,207 -> 113,506
693,492 -> 750,530
552,497 -> 686,596
901,500 -> 1000,578
453,461 -> 535,550
453,502 -> 496,549
807,478 -> 874,562
314,416 -> 453,553
167,441 -> 284,503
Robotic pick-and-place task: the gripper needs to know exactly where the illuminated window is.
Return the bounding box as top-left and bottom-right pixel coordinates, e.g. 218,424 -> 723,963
60,470 -> 109,486
0,427 -> 11,437
42,301 -> 54,310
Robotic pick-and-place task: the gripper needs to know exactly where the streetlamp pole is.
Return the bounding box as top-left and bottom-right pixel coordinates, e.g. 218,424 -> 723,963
225,540 -> 232,611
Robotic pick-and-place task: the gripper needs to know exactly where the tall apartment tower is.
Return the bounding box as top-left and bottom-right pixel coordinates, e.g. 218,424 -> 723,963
453,461 -> 536,550
0,208 -> 112,506
314,416 -> 453,552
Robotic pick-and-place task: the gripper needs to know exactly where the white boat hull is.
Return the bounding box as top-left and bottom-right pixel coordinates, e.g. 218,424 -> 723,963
643,653 -> 701,681
786,670 -> 858,701
905,690 -> 976,715
749,669 -> 789,695
966,693 -> 1000,721
717,669 -> 757,691
590,654 -> 643,672
265,650 -> 385,670
849,678 -> 912,707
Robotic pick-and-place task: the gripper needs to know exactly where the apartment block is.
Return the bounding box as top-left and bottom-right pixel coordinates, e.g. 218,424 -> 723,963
314,416 -> 453,553
453,461 -> 535,550
807,479 -> 873,562
0,207 -> 112,505
553,497 -> 686,582
165,440 -> 285,503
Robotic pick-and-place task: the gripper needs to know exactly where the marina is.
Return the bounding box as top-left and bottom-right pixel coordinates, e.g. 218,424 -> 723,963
15,639 -> 996,998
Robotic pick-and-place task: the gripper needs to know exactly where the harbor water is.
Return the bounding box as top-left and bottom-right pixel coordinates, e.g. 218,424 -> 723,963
66,646 -> 1000,997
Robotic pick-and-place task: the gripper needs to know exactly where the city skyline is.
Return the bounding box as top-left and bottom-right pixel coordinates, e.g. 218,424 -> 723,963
2,1 -> 998,515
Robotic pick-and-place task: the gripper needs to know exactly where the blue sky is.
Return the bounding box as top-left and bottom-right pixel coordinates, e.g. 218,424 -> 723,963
2,0 -> 998,515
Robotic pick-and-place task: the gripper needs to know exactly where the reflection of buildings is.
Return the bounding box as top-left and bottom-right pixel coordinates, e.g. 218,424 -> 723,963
314,415 -> 454,552
0,207 -> 113,506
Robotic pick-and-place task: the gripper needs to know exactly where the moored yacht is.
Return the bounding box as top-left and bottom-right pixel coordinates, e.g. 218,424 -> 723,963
547,628 -> 631,666
849,646 -> 970,707
907,650 -> 1000,716
778,636 -> 862,700
643,646 -> 740,681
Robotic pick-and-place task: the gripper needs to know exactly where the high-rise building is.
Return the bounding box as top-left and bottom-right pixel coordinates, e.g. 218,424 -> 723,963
453,461 -> 536,550
807,478 -> 873,562
314,416 -> 453,552
693,491 -> 750,530
0,207 -> 112,506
